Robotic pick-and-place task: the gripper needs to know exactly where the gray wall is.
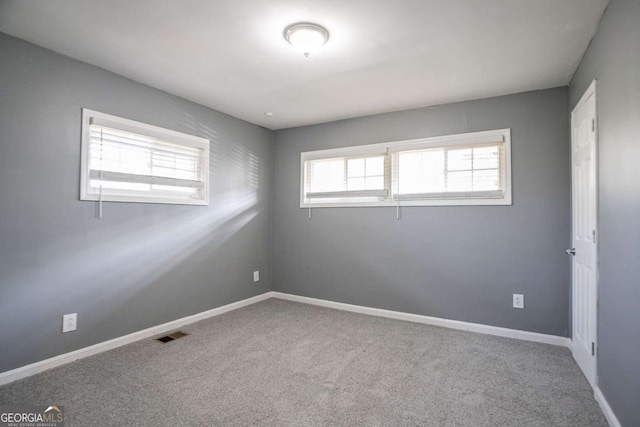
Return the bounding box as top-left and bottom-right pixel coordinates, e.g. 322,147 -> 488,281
273,88 -> 571,337
0,33 -> 273,373
570,0 -> 640,425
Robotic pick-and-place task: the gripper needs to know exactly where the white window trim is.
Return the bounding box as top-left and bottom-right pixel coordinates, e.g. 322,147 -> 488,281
80,109 -> 210,206
300,129 -> 512,208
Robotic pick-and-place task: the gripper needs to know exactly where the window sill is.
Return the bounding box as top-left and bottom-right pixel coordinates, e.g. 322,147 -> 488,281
300,198 -> 512,208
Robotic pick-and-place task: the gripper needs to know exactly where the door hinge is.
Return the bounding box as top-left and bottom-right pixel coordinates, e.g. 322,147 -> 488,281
592,118 -> 595,132
592,342 -> 595,356
592,229 -> 596,243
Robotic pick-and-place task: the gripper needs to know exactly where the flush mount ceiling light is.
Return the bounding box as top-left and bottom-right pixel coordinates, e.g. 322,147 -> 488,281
284,22 -> 329,58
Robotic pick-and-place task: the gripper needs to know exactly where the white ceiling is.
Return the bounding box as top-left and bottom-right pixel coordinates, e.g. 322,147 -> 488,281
0,0 -> 608,130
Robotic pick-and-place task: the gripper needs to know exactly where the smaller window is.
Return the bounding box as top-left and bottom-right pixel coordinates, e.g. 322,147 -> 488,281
302,147 -> 389,206
80,109 -> 210,205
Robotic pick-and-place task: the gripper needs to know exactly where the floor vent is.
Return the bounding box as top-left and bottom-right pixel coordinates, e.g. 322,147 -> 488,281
155,331 -> 189,343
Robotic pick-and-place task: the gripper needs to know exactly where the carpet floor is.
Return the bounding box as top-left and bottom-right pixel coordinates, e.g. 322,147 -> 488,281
0,299 -> 607,426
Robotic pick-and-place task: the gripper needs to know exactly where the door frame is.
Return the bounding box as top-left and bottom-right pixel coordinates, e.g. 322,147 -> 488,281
570,79 -> 599,388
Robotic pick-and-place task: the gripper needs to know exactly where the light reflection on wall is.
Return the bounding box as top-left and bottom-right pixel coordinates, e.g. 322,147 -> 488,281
0,118 -> 262,349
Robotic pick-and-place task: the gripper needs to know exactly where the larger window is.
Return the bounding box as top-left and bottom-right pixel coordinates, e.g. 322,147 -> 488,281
80,109 -> 210,205
301,129 -> 511,207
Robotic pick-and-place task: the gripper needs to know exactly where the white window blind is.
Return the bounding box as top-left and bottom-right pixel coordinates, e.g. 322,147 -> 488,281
392,142 -> 505,200
81,109 -> 209,205
303,153 -> 388,203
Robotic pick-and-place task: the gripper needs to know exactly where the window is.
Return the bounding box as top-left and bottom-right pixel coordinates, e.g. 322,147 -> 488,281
393,142 -> 505,200
301,145 -> 389,205
303,152 -> 389,204
301,129 -> 511,207
80,109 -> 210,205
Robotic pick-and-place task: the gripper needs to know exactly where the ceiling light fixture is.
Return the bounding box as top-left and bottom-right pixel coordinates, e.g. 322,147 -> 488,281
284,22 -> 329,58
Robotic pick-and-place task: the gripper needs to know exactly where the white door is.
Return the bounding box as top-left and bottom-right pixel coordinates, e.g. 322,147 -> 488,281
569,80 -> 598,388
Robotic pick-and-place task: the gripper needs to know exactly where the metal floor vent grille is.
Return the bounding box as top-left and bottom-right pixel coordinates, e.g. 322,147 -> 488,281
155,331 -> 189,343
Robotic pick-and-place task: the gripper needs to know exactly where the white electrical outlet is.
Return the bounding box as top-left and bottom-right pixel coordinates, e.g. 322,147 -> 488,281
62,313 -> 77,333
253,271 -> 260,282
513,294 -> 524,309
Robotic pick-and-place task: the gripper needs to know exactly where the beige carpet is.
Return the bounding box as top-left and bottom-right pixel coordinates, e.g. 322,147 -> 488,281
0,299 -> 607,426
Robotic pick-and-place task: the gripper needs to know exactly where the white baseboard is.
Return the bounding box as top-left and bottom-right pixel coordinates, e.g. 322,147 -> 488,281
271,292 -> 570,348
594,387 -> 622,427
0,292 -> 274,387
0,290 -> 572,387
